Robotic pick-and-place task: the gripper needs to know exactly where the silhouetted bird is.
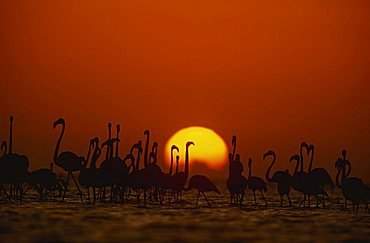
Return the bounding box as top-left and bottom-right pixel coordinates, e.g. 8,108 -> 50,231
306,144 -> 334,207
246,158 -> 268,206
264,150 -> 292,206
186,175 -> 220,206
335,150 -> 369,212
53,118 -> 83,202
172,141 -> 194,201
1,116 -> 30,202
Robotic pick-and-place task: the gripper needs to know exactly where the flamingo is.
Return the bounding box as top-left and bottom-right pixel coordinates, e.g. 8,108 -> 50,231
53,118 -> 84,202
1,116 -> 30,202
246,158 -> 268,206
99,124 -> 128,203
227,153 -> 247,206
163,145 -> 179,203
306,144 -> 334,207
172,141 -> 194,201
186,175 -> 220,206
27,163 -> 65,201
335,150 -> 369,212
79,137 -> 96,202
290,142 -> 311,207
264,150 -> 292,206
129,140 -> 150,206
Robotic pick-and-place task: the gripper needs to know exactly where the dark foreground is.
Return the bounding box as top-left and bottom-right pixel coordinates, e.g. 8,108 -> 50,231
0,185 -> 369,242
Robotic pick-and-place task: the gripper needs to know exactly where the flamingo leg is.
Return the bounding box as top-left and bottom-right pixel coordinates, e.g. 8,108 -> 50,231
300,194 -> 306,207
260,190 -> 267,206
196,191 -> 200,206
70,173 -> 83,202
253,190 -> 257,205
287,194 -> 292,207
92,187 -> 96,204
202,192 -> 210,206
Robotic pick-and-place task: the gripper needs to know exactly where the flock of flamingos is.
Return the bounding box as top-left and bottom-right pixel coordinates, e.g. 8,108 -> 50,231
0,116 -> 369,212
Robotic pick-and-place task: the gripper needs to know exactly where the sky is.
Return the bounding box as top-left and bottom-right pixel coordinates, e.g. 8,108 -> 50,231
0,1 -> 369,182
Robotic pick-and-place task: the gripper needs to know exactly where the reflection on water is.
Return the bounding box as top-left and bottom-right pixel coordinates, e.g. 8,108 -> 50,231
0,184 -> 369,242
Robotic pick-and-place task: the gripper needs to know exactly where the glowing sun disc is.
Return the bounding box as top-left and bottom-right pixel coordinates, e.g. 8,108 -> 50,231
164,126 -> 228,170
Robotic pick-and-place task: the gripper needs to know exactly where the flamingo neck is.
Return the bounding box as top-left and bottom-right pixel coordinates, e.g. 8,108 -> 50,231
300,145 -> 304,172
54,122 -> 65,163
265,154 -> 275,182
308,147 -> 314,173
169,149 -> 174,175
144,132 -> 149,167
185,146 -> 190,179
9,118 -> 13,154
115,130 -> 120,158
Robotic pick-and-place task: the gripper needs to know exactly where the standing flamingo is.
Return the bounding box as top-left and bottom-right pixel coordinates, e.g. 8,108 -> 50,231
246,158 -> 268,206
264,150 -> 292,206
335,150 -> 369,211
172,141 -> 194,201
53,118 -> 84,202
1,116 -> 30,202
306,144 -> 334,207
227,153 -> 247,206
290,142 -> 311,207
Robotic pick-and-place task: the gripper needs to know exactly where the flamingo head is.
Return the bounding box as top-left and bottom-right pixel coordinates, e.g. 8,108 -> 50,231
116,124 -> 120,132
248,158 -> 252,167
342,149 -> 347,159
176,155 -> 180,162
186,141 -> 195,147
53,118 -> 65,129
232,135 -> 236,146
152,142 -> 158,151
171,145 -> 179,153
90,137 -> 99,147
144,129 -> 150,136
235,154 -> 240,161
108,122 -> 112,128
10,115 -> 13,123
290,154 -> 300,163
307,144 -> 314,155
300,141 -> 309,151
263,150 -> 275,160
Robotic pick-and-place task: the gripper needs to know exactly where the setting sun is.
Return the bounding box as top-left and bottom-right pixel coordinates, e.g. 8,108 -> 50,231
164,126 -> 228,170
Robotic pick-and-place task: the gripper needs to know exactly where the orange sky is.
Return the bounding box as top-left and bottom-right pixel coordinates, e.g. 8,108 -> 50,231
0,1 -> 369,181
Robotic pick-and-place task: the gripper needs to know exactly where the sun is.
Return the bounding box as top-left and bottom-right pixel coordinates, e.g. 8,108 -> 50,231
164,126 -> 228,170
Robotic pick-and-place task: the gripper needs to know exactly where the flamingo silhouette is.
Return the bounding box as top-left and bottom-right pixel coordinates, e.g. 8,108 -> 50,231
227,153 -> 247,206
163,145 -> 179,203
335,150 -> 369,211
290,142 -> 311,207
27,163 -> 65,201
186,175 -> 220,206
129,140 -> 150,206
264,150 -> 292,206
99,124 -> 128,203
246,158 -> 268,206
306,144 -> 334,207
1,116 -> 30,202
53,118 -> 84,202
79,137 -> 96,202
172,141 -> 194,201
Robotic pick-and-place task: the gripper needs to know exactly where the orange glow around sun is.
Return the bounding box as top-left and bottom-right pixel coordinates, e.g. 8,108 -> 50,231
164,126 -> 228,170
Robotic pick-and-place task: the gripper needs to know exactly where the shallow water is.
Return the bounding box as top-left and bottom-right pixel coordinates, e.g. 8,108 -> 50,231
0,184 -> 369,242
